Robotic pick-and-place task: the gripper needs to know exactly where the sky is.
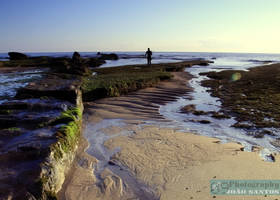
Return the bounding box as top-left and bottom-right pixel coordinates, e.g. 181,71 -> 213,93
0,0 -> 280,53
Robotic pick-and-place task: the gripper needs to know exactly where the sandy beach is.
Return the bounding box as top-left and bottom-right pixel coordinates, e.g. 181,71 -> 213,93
60,71 -> 280,200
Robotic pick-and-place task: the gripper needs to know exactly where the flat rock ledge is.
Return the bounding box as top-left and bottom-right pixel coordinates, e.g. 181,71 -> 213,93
0,73 -> 83,200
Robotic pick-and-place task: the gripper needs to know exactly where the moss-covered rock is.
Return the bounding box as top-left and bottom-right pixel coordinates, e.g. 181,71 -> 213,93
39,99 -> 83,199
201,63 -> 280,129
81,61 -> 204,101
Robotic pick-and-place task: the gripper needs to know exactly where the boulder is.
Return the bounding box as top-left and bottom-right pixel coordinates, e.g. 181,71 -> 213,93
69,52 -> 90,75
72,51 -> 81,64
99,53 -> 119,60
49,57 -> 72,73
86,57 -> 106,68
8,52 -> 28,60
180,104 -> 196,113
70,63 -> 90,75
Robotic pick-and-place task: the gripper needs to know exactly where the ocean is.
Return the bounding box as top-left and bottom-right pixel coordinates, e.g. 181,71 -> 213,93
1,51 -> 280,68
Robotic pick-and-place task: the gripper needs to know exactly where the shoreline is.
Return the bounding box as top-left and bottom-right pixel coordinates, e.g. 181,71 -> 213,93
61,67 -> 280,200
0,57 -> 210,199
201,63 -> 280,146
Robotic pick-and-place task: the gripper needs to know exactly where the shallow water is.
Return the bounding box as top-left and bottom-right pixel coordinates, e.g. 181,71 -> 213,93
159,60 -> 280,161
84,118 -> 159,199
0,69 -> 46,104
100,52 -> 280,68
96,52 -> 280,160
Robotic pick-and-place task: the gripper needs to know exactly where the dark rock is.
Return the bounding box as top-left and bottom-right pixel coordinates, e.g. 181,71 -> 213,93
16,87 -> 78,104
68,52 -> 90,75
0,117 -> 18,129
47,54 -> 90,75
198,62 -> 209,66
247,132 -> 265,138
265,154 -> 275,162
0,128 -> 22,137
198,120 -> 211,124
248,130 -> 276,138
86,58 -> 106,68
261,129 -> 276,136
193,110 -> 207,115
232,122 -> 252,129
108,160 -> 116,166
211,112 -> 230,119
8,52 -> 28,60
99,53 -> 119,60
0,102 -> 28,110
72,51 -> 81,62
248,59 -> 273,64
49,57 -> 72,72
18,145 -> 40,152
180,104 -> 196,113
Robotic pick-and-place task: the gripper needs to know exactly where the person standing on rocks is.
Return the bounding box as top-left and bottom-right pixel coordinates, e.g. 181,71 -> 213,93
145,48 -> 152,65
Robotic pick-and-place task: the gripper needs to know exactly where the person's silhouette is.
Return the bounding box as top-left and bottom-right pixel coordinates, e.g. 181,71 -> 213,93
145,48 -> 152,65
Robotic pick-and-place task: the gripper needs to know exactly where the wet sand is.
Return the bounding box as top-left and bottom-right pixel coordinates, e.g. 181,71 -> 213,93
60,71 -> 280,200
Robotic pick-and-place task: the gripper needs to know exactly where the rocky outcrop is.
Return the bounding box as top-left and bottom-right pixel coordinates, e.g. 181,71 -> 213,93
16,75 -> 81,103
49,52 -> 90,75
180,104 -> 196,113
86,57 -> 106,68
39,90 -> 83,200
0,69 -> 84,200
8,52 -> 28,60
72,52 -> 81,63
98,53 -> 119,60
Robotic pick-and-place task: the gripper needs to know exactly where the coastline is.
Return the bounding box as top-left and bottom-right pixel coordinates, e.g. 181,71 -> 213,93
61,68 -> 280,200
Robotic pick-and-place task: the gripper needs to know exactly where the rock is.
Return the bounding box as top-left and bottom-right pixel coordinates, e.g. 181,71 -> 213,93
180,104 -> 196,113
18,145 -> 40,152
247,131 -> 264,138
0,117 -> 18,129
108,160 -> 116,166
193,110 -> 207,115
270,138 -> 280,148
25,192 -> 37,200
86,57 -> 106,68
71,62 -> 90,75
99,53 -> 119,60
48,55 -> 89,75
198,120 -> 211,124
211,112 -> 230,119
69,52 -> 90,75
248,130 -> 276,139
8,52 -> 28,60
232,122 -> 252,129
72,51 -> 81,63
0,102 -> 29,110
263,153 -> 275,162
198,62 -> 210,66
49,57 -> 72,72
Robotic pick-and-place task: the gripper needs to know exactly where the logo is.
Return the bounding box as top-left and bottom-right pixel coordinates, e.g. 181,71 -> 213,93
210,180 -> 280,196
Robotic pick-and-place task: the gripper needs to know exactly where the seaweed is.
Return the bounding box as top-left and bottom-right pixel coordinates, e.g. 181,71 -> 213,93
201,63 -> 280,129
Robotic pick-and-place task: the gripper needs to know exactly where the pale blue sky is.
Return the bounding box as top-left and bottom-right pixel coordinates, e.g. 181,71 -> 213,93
0,0 -> 279,53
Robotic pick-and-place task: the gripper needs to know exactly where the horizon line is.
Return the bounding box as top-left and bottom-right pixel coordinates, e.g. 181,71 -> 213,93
0,50 -> 280,55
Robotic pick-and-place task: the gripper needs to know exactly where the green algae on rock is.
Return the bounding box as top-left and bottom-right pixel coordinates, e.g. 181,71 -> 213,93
81,60 -> 209,101
201,63 -> 280,129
